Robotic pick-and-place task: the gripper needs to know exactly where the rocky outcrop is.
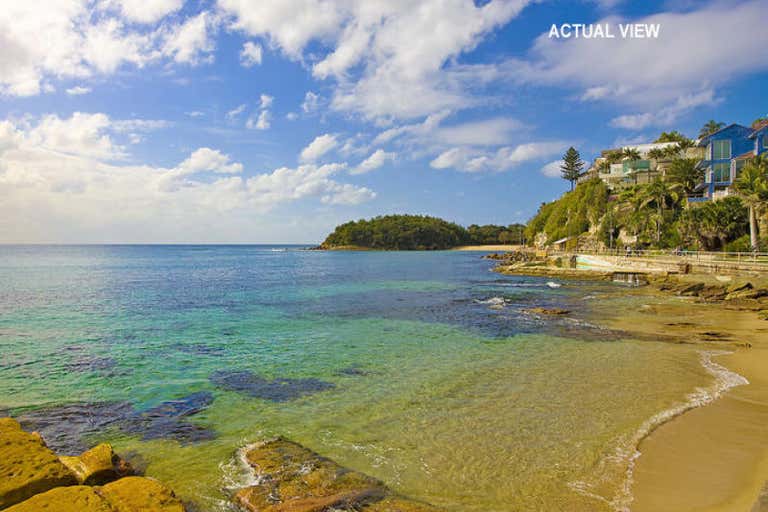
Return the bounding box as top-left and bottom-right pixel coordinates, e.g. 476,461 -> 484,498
59,443 -> 133,485
0,418 -> 185,511
0,417 -> 77,509
235,438 -> 443,512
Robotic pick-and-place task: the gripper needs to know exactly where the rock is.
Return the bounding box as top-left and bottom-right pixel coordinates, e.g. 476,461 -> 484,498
59,443 -> 133,486
678,282 -> 705,296
727,288 -> 768,301
727,282 -> 753,294
99,476 -> 185,512
0,417 -> 77,509
4,486 -> 113,512
698,285 -> 728,301
523,307 -> 570,316
235,438 -> 386,512
235,439 -> 444,512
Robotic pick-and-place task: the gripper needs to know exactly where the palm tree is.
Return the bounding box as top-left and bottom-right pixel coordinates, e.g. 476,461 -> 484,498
642,179 -> 680,244
733,155 -> 768,251
622,147 -> 642,184
668,157 -> 704,195
698,120 -> 725,139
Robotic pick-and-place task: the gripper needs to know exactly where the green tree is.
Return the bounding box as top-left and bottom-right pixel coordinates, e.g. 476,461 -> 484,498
668,157 -> 704,194
560,147 -> 584,191
642,179 -> 680,245
698,120 -> 725,139
733,155 -> 768,251
654,130 -> 688,143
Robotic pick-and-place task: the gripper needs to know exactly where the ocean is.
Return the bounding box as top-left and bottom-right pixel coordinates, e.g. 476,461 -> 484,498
0,245 -> 726,511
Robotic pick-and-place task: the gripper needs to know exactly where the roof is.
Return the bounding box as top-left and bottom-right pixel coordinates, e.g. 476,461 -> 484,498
551,236 -> 573,245
697,123 -> 751,146
749,119 -> 768,138
735,150 -> 755,160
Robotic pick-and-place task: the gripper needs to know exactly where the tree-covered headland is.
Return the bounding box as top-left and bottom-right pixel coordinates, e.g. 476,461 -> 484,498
321,215 -> 526,250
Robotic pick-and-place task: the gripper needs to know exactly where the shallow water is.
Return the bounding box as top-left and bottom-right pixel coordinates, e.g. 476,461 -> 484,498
0,246 -> 719,510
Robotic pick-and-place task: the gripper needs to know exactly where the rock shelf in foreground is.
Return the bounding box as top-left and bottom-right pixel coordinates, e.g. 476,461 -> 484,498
0,417 -> 185,511
235,438 -> 444,512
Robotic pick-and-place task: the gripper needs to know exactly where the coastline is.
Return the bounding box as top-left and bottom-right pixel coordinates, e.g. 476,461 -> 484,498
492,257 -> 768,511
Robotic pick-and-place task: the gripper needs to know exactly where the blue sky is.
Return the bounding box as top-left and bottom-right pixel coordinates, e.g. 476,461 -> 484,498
1,0 -> 766,243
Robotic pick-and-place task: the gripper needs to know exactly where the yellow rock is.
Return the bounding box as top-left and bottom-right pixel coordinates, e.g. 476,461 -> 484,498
60,443 -> 133,486
4,486 -> 113,512
0,418 -> 77,509
99,476 -> 185,512
364,497 -> 444,511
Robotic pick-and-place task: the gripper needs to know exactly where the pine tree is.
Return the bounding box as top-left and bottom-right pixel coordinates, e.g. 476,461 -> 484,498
560,147 -> 584,191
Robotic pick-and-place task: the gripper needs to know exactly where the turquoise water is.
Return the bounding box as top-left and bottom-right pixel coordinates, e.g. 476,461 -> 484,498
0,246 -> 714,511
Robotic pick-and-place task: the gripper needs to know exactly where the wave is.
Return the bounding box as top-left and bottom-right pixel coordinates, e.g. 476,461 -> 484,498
570,350 -> 749,511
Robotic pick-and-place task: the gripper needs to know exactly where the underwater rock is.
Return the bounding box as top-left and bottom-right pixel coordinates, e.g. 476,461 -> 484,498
210,371 -> 335,402
59,443 -> 134,486
336,366 -> 369,377
65,356 -> 120,375
121,392 -> 216,444
17,402 -> 134,454
0,418 -> 77,509
16,393 -> 216,454
523,307 -> 571,316
234,438 -> 444,512
174,343 -> 227,356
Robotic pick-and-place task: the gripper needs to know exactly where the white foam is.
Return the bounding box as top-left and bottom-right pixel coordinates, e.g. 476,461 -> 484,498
570,350 -> 749,511
475,296 -> 506,306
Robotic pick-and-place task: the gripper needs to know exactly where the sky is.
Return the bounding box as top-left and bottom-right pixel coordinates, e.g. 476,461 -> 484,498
1,0 -> 767,243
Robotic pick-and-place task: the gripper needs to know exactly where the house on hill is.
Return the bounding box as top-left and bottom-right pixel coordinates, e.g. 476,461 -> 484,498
689,121 -> 768,202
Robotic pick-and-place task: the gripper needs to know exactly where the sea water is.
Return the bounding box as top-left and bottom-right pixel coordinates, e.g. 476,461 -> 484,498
0,246 -> 724,511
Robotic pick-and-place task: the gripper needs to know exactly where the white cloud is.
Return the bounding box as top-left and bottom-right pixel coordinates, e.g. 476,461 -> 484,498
226,103 -> 247,120
239,41 -> 263,67
186,111 -> 205,118
351,149 -> 395,175
540,160 -> 561,178
609,89 -> 718,130
259,94 -> 274,109
246,110 -> 271,130
286,112 -> 299,121
66,85 -> 91,96
300,134 -> 338,162
161,11 -> 216,65
114,0 -> 183,24
430,141 -> 565,173
0,114 -> 375,242
177,147 -> 243,174
217,1 -> 532,120
301,91 -> 320,114
512,0 -> 768,111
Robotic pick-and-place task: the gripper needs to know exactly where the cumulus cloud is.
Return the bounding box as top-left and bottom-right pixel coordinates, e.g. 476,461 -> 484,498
301,91 -> 321,114
239,41 -> 263,67
540,160 -> 562,178
0,113 -> 375,242
161,11 -> 216,65
0,2 -> 221,96
66,86 -> 91,96
609,89 -> 718,130
114,0 -> 183,24
430,141 -> 565,173
218,1 -> 531,120
259,94 -> 274,109
351,149 -> 395,175
246,110 -> 271,130
300,134 -> 338,162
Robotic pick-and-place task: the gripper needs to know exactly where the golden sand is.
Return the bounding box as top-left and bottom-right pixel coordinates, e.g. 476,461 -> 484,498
590,290 -> 768,511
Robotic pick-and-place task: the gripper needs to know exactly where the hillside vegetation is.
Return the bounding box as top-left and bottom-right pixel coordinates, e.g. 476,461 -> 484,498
321,215 -> 525,250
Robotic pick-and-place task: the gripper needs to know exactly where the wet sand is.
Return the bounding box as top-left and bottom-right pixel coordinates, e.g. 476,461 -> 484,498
589,289 -> 768,511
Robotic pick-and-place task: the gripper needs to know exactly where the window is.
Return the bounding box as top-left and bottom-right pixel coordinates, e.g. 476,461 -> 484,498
712,162 -> 730,182
735,159 -> 746,178
763,134 -> 768,151
711,139 -> 731,160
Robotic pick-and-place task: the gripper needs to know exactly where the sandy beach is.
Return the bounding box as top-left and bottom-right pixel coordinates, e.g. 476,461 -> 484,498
584,285 -> 768,511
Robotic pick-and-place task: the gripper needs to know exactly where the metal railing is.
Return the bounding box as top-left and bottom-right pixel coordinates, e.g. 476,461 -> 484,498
548,247 -> 768,266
